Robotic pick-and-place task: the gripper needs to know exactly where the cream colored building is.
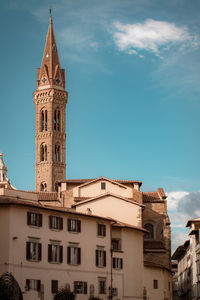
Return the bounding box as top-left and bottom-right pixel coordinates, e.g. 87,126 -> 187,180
0,15 -> 172,300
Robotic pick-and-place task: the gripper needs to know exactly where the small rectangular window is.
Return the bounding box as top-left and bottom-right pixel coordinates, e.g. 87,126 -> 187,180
101,182 -> 106,190
74,281 -> 87,294
67,246 -> 81,265
109,287 -> 118,297
51,280 -> 58,293
99,279 -> 106,294
26,279 -> 41,291
111,239 -> 121,251
48,244 -> 63,263
112,257 -> 123,269
26,241 -> 42,261
97,224 -> 106,237
49,216 -> 63,230
68,219 -> 81,233
153,280 -> 158,289
96,249 -> 106,267
27,212 -> 42,227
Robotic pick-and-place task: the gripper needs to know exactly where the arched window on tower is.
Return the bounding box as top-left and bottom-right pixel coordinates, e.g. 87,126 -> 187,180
54,109 -> 61,131
41,143 -> 47,161
144,223 -> 154,240
55,182 -> 58,192
41,109 -> 47,132
40,182 -> 47,192
54,144 -> 60,161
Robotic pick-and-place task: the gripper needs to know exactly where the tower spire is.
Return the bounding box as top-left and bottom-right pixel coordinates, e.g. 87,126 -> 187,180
33,17 -> 68,193
36,14 -> 65,91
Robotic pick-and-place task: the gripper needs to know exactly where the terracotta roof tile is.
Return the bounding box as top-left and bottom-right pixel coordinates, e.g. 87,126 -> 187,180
37,192 -> 58,201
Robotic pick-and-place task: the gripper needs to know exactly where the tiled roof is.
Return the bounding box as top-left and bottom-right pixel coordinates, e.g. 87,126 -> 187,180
74,197 -> 90,202
0,196 -> 113,222
37,192 -> 58,201
114,221 -> 147,233
61,177 -> 142,186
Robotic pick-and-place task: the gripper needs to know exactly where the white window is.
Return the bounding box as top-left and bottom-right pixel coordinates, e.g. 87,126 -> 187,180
27,212 -> 42,227
97,224 -> 106,237
26,241 -> 41,261
68,219 -> 81,233
112,257 -> 123,269
96,249 -> 106,267
98,278 -> 106,294
26,279 -> 41,291
67,246 -> 81,265
49,216 -> 63,230
74,281 -> 87,294
48,244 -> 63,263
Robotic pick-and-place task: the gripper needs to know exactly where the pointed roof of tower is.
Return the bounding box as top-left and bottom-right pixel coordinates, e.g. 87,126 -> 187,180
37,15 -> 65,90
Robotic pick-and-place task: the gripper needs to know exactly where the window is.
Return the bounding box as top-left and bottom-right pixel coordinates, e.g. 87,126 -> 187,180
112,257 -> 123,269
41,144 -> 47,161
153,280 -> 158,289
99,279 -> 106,294
111,239 -> 121,251
74,281 -> 87,294
54,144 -> 60,161
54,109 -> 60,131
68,219 -> 81,233
40,182 -> 47,192
48,244 -> 63,263
144,223 -> 154,239
101,182 -> 106,190
26,241 -> 41,261
51,280 -> 58,293
97,224 -> 106,237
49,216 -> 63,230
96,249 -> 106,267
41,109 -> 47,132
27,212 -> 42,227
26,279 -> 41,291
67,246 -> 81,265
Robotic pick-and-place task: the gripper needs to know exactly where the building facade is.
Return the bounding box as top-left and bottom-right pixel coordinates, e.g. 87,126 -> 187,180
0,15 -> 172,300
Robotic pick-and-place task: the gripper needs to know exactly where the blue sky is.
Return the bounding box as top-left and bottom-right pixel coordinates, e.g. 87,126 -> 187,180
1,0 -> 200,251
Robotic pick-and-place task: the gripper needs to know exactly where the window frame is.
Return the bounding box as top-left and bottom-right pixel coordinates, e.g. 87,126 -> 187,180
26,241 -> 42,262
49,215 -> 63,231
111,238 -> 121,251
144,223 -> 154,240
48,244 -> 63,263
101,182 -> 106,190
96,249 -> 106,267
51,280 -> 58,294
26,279 -> 41,291
112,257 -> 123,270
153,279 -> 158,289
68,219 -> 81,233
67,246 -> 81,265
27,212 -> 42,227
97,223 -> 106,237
74,281 -> 87,294
98,278 -> 106,294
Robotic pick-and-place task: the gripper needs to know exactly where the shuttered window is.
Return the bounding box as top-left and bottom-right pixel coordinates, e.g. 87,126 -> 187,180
97,224 -> 106,237
26,241 -> 42,261
26,279 -> 41,291
68,219 -> 81,233
48,244 -> 63,263
74,281 -> 87,294
49,216 -> 63,230
112,257 -> 123,269
67,246 -> 81,265
27,212 -> 42,227
96,249 -> 106,267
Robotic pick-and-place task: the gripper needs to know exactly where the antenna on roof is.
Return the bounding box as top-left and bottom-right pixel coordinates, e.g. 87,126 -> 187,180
49,8 -> 52,16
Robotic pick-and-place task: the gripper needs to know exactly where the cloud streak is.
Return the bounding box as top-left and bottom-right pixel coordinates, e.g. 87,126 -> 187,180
112,19 -> 198,57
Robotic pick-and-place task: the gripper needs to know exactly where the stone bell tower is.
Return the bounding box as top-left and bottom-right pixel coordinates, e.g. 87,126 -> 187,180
33,15 -> 68,192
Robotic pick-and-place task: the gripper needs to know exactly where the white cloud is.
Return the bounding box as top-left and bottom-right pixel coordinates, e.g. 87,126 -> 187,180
171,230 -> 189,254
112,19 -> 198,57
167,191 -> 189,210
167,191 -> 200,251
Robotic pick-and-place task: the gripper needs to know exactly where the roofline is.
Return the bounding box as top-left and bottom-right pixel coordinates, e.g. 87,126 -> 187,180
59,177 -> 142,186
186,218 -> 200,227
72,192 -> 144,208
0,197 -> 113,222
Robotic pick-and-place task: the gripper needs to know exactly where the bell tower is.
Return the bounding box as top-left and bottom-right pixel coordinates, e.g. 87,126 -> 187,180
33,15 -> 68,192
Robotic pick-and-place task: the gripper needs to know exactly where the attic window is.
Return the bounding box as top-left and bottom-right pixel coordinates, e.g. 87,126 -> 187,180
101,182 -> 106,190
